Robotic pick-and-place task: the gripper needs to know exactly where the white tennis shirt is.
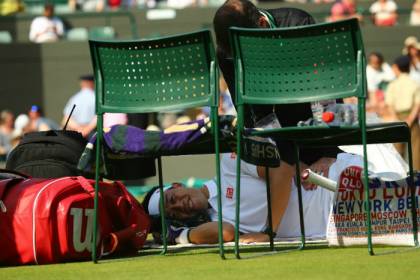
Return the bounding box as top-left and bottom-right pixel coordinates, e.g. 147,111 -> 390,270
205,153 -> 363,237
205,140 -> 407,238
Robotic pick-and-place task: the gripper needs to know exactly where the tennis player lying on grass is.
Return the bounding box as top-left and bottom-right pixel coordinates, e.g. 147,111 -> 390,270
143,145 -> 407,245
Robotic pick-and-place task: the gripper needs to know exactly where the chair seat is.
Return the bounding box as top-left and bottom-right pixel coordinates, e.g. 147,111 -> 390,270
248,122 -> 409,147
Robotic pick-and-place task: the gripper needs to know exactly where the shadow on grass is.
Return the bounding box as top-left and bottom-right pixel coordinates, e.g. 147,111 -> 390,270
98,243 -> 332,263
355,244 -> 420,257
62,243 -> 420,266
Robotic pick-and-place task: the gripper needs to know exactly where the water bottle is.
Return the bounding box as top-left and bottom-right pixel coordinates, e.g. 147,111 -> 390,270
345,104 -> 358,125
310,102 -> 323,125
310,99 -> 336,126
322,104 -> 358,126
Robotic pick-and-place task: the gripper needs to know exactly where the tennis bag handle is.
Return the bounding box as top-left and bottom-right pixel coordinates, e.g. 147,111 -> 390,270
0,169 -> 31,212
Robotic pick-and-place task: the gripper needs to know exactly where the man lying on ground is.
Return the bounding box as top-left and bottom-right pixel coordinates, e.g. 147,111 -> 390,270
142,144 -> 407,245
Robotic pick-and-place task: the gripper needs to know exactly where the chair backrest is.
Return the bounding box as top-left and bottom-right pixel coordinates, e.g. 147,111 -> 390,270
230,19 -> 365,106
89,30 -> 217,114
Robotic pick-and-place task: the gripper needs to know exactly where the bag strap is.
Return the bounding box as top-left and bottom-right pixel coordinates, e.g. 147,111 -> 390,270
0,170 -> 31,213
0,168 -> 31,179
113,180 -> 137,204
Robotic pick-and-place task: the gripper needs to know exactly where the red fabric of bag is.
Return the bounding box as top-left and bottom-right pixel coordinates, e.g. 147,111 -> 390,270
0,176 -> 150,265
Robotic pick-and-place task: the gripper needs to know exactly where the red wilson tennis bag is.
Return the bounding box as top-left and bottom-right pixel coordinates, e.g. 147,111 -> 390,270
0,174 -> 150,266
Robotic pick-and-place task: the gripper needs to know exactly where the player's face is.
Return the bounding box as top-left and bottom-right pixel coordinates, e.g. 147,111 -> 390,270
164,183 -> 208,220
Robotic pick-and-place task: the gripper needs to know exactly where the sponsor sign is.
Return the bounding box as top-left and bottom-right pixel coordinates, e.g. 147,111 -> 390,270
327,167 -> 420,246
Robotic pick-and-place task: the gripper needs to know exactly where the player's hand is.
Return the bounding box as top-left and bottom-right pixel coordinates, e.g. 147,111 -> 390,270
302,157 -> 336,190
299,162 -> 309,176
239,233 -> 269,244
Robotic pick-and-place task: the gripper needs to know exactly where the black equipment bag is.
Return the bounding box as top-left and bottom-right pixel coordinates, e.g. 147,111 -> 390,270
6,130 -> 87,178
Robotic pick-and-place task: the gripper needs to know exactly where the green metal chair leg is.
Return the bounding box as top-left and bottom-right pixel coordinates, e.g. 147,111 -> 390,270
92,114 -> 103,263
265,166 -> 275,251
92,139 -> 100,263
363,161 -> 373,255
234,113 -> 243,259
407,139 -> 419,247
212,108 -> 225,259
157,156 -> 168,255
234,151 -> 242,259
294,144 -> 305,250
361,124 -> 374,255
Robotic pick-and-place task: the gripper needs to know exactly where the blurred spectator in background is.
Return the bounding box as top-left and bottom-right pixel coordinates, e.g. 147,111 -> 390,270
107,0 -> 122,10
62,75 -> 96,138
283,0 -> 307,3
167,0 -> 208,8
218,77 -> 236,116
0,0 -> 24,15
385,55 -> 420,169
29,4 -> 64,43
28,105 -> 59,132
157,111 -> 190,129
0,110 -> 14,158
369,0 -> 398,27
137,0 -> 160,8
328,0 -> 363,22
312,0 -> 334,4
197,76 -> 236,120
104,112 -> 128,128
410,0 -> 420,26
107,0 -> 137,10
68,0 -> 104,12
403,36 -> 420,85
366,52 -> 395,115
11,114 -> 31,149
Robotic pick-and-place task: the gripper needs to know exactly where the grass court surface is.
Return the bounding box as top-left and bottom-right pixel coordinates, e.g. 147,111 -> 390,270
1,244 -> 419,280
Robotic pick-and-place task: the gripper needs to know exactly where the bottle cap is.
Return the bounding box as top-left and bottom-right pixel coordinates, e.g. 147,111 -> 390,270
322,111 -> 335,123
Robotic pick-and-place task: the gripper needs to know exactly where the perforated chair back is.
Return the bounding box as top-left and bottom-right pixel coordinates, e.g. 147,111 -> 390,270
89,30 -> 217,114
230,19 -> 365,105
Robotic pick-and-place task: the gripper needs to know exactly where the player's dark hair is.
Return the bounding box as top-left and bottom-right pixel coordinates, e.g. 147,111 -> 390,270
0,110 -> 12,125
213,0 -> 261,55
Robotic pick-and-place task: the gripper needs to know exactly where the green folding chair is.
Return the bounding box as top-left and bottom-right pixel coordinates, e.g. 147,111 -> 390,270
229,18 -> 418,258
88,30 -> 225,262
